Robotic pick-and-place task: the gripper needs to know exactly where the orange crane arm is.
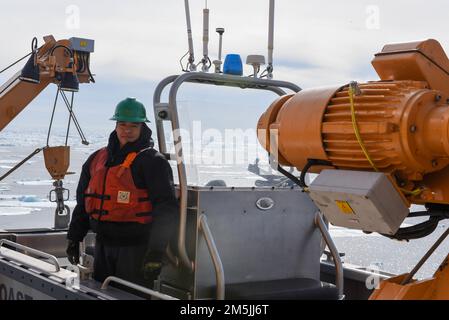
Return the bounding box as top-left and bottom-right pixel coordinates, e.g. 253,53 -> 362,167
0,73 -> 51,131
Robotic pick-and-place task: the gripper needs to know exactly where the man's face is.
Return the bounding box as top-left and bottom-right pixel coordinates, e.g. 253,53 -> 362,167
116,122 -> 142,147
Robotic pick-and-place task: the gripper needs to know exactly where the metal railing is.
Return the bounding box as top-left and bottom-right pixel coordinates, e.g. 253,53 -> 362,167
199,214 -> 225,300
101,276 -> 179,300
314,212 -> 344,299
0,239 -> 60,272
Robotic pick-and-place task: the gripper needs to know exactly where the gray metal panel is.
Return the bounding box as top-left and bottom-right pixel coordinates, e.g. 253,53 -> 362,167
309,170 -> 409,234
0,231 -> 95,258
13,232 -> 68,257
192,188 -> 321,299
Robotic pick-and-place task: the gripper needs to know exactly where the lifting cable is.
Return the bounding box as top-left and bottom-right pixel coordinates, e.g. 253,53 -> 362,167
0,148 -> 43,182
46,86 -> 89,146
64,92 -> 74,146
1,86 -> 68,182
0,38 -> 37,97
0,37 -> 35,75
0,88 -> 88,180
60,90 -> 89,145
0,56 -> 33,97
46,86 -> 60,146
0,52 -> 32,75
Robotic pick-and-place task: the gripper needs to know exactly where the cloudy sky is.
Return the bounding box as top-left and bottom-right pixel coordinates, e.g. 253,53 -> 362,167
1,0 -> 448,134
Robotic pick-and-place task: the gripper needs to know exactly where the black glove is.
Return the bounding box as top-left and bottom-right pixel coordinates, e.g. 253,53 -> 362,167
66,240 -> 80,265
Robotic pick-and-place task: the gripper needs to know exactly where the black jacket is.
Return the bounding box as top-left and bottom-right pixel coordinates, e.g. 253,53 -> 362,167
67,124 -> 179,253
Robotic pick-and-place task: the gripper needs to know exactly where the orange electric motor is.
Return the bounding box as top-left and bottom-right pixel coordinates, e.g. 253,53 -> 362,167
258,39 -> 449,206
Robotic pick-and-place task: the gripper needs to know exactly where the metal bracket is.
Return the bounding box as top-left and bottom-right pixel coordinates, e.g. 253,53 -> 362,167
155,103 -> 172,121
49,179 -> 71,229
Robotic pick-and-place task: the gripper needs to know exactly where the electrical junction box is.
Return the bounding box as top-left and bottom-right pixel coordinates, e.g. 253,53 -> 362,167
308,169 -> 409,235
69,37 -> 95,53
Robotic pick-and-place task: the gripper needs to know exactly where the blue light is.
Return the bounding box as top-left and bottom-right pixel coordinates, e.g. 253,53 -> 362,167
223,54 -> 243,76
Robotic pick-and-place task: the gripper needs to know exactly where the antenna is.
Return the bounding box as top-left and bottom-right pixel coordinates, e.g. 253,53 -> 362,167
213,28 -> 225,73
267,0 -> 275,79
217,28 -> 224,62
201,1 -> 210,72
184,0 -> 196,71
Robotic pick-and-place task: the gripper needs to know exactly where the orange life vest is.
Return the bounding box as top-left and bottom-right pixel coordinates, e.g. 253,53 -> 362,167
84,148 -> 153,224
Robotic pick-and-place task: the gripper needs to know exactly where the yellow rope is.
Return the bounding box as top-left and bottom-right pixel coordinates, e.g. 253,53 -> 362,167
401,187 -> 422,197
348,85 -> 379,172
348,84 -> 422,197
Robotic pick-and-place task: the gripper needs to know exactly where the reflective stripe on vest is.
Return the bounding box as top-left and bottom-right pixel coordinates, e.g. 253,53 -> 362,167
84,148 -> 153,224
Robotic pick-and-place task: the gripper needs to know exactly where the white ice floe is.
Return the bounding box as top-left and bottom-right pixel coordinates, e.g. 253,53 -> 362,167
329,226 -> 382,238
18,195 -> 41,202
0,206 -> 40,215
0,160 -> 20,164
0,201 -> 73,208
15,179 -> 76,186
0,194 -> 76,216
198,170 -> 255,175
329,220 -> 417,238
0,194 -> 38,200
0,202 -> 76,215
15,180 -> 55,186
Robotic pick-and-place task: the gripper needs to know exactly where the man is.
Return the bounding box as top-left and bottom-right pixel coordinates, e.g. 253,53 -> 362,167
66,97 -> 178,287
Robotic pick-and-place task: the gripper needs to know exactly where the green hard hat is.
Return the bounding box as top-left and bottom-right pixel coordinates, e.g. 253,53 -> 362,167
110,97 -> 150,122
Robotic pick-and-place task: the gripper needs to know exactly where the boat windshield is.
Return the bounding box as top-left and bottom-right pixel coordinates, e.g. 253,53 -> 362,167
161,83 -> 299,188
